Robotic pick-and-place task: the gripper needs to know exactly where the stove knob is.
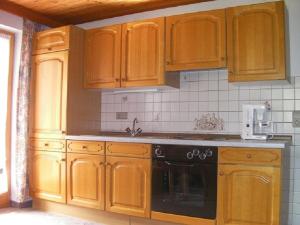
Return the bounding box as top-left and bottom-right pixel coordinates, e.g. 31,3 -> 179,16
192,149 -> 200,156
206,149 -> 213,157
186,151 -> 193,160
154,146 -> 162,156
199,152 -> 207,160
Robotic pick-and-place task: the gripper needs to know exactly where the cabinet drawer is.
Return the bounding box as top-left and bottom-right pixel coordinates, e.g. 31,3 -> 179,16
67,140 -> 105,154
29,139 -> 66,152
106,142 -> 151,158
219,147 -> 282,166
33,26 -> 70,54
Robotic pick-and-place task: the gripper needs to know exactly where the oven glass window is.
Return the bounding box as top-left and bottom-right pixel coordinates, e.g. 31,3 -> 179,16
152,160 -> 217,219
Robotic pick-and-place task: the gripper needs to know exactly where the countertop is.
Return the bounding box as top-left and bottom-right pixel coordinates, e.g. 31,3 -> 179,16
66,132 -> 291,149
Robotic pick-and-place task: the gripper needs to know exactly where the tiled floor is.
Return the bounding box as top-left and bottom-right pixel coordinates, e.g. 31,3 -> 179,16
0,208 -> 103,225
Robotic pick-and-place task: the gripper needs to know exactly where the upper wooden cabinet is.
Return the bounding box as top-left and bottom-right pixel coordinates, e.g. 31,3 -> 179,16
33,26 -> 70,55
217,147 -> 281,225
30,26 -> 101,139
85,25 -> 122,88
121,18 -> 166,87
166,9 -> 226,71
227,1 -> 286,82
84,18 -> 179,89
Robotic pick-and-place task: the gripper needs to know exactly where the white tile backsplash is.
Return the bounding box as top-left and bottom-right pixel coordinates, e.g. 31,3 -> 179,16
101,69 -> 299,225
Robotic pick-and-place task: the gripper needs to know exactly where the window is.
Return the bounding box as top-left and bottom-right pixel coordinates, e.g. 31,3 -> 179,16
0,30 -> 14,196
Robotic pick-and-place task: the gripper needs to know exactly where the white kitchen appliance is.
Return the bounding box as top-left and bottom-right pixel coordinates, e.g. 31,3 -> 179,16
242,104 -> 273,140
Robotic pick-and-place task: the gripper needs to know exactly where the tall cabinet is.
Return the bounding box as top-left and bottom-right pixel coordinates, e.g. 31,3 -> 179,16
29,26 -> 101,203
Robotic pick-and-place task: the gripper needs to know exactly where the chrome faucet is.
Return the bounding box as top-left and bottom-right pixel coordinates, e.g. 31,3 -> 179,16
125,117 -> 142,136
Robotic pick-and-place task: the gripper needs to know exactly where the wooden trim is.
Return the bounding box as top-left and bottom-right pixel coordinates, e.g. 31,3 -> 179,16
0,30 -> 14,208
151,211 -> 216,225
0,1 -> 64,27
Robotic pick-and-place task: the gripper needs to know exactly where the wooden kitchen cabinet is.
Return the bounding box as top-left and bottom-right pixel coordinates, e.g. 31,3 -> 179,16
106,156 -> 151,218
30,51 -> 68,139
67,153 -> 105,209
32,26 -> 70,55
30,150 -> 66,203
84,18 -> 179,89
85,25 -> 122,88
227,1 -> 286,82
121,17 -> 166,87
30,25 -> 101,139
217,147 -> 281,225
166,9 -> 226,71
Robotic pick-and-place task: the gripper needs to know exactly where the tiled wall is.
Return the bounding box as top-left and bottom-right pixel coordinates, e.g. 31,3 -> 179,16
101,69 -> 300,224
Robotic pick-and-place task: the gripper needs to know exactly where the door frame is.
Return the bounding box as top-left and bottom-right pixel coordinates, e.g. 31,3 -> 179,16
0,29 -> 15,208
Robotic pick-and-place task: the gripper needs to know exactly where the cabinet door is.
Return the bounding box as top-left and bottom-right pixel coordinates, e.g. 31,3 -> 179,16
30,151 -> 66,203
85,25 -> 121,88
217,164 -> 280,225
33,26 -> 70,55
30,51 -> 68,139
227,1 -> 285,82
106,156 -> 151,218
166,9 -> 226,71
67,153 -> 105,209
121,18 -> 165,87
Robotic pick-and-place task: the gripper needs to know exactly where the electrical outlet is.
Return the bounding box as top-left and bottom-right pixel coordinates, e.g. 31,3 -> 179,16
116,112 -> 128,120
293,111 -> 300,127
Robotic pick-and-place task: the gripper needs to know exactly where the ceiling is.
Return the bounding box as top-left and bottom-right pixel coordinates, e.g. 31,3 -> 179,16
1,0 -> 212,27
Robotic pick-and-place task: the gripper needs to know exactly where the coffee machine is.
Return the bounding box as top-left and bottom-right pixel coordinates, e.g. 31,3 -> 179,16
241,104 -> 273,140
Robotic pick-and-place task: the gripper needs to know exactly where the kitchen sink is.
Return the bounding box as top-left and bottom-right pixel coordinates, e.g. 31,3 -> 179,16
96,132 -> 241,141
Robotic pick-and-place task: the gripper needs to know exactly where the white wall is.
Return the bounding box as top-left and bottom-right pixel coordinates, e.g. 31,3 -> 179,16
0,10 -> 23,203
79,0 -> 300,224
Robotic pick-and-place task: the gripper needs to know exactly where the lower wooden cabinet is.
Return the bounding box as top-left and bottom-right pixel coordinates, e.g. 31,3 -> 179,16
67,153 -> 105,209
217,148 -> 281,225
30,150 -> 66,203
105,155 -> 151,218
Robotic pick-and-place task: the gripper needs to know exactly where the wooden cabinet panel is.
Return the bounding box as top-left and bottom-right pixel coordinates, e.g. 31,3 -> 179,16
67,153 -> 105,209
67,140 -> 105,155
33,26 -> 70,55
227,1 -> 285,82
121,18 -> 165,87
30,150 -> 66,203
106,142 -> 151,158
219,147 -> 281,166
30,51 -> 68,139
106,156 -> 151,218
217,164 -> 280,225
85,25 -> 122,88
29,139 -> 66,152
166,9 -> 226,71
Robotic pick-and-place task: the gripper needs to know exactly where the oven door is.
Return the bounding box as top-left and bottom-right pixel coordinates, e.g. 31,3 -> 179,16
152,160 -> 217,219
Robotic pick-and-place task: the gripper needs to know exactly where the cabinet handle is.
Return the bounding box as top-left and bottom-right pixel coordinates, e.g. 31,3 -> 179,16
219,171 -> 224,176
246,154 -> 252,159
121,78 -> 126,82
82,145 -> 87,149
48,47 -> 52,51
115,78 -> 120,82
44,143 -> 49,147
61,158 -> 66,162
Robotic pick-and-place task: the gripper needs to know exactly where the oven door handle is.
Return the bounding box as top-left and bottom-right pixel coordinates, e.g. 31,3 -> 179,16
164,161 -> 195,167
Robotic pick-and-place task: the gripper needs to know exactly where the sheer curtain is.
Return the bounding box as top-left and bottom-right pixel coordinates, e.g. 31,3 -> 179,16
14,19 -> 46,204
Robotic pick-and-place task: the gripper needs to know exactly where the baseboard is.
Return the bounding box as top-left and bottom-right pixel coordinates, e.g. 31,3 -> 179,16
10,200 -> 32,208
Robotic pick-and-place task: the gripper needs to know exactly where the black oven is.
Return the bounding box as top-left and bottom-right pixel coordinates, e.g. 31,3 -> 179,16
152,144 -> 217,219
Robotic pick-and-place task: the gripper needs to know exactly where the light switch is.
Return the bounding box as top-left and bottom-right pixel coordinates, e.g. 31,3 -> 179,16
293,111 -> 300,127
